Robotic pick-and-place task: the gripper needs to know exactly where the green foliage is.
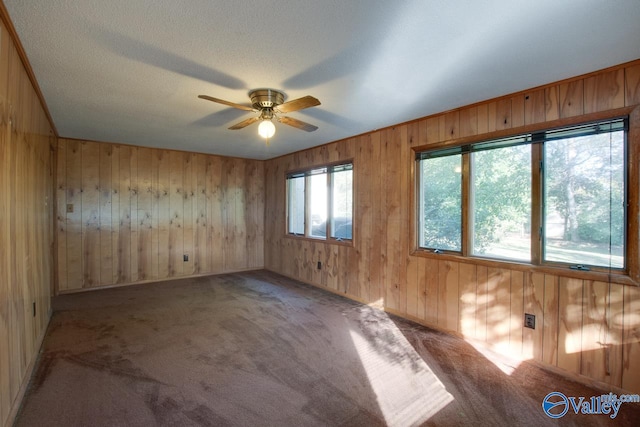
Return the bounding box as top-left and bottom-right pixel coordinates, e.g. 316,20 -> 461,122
421,156 -> 461,251
545,133 -> 624,247
472,145 -> 531,253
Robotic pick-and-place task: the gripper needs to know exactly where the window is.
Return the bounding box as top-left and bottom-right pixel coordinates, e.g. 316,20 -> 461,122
330,165 -> 353,240
286,163 -> 353,241
542,122 -> 625,268
419,154 -> 462,251
471,144 -> 531,261
417,118 -> 627,270
287,176 -> 305,234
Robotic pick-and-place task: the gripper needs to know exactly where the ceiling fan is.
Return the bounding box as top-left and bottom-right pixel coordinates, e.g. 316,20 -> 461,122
198,89 -> 321,141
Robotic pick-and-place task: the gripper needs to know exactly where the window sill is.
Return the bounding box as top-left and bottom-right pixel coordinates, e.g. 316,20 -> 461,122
284,234 -> 354,247
410,248 -> 638,287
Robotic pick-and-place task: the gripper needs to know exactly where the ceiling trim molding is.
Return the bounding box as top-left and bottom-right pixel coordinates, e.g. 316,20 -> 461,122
0,0 -> 58,136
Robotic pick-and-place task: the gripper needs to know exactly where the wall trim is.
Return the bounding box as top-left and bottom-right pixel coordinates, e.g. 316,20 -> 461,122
56,267 -> 264,295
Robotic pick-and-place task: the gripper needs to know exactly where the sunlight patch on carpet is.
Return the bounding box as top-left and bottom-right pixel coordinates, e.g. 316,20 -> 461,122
348,325 -> 454,426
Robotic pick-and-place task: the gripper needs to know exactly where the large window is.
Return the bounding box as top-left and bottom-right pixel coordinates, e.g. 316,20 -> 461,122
286,163 -> 353,241
417,118 -> 627,270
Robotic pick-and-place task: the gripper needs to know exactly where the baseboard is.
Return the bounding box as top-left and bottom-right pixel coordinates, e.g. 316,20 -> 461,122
521,358 -> 632,397
4,308 -> 52,427
56,267 -> 263,295
261,268 -> 376,307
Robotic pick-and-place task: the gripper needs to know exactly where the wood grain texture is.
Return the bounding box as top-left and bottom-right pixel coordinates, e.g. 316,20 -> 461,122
168,150 -> 183,277
626,63 -> 640,106
581,281 -> 611,384
459,107 -> 478,138
524,89 -> 546,125
509,271 -> 524,356
584,69 -> 625,114
559,80 -> 584,118
406,255 -> 419,318
542,275 -> 559,366
263,59 -> 640,394
0,19 -> 54,427
137,147 -> 152,281
438,260 -> 459,332
475,265 -> 489,342
622,285 -> 640,392
110,145 -> 120,284
65,139 -> 82,289
458,263 -> 476,338
557,277 -> 583,374
487,267 -> 511,353
99,143 -> 113,285
545,85 -> 560,122
56,140 -> 264,291
608,283 -> 624,388
55,139 -> 67,292
81,141 -> 100,287
117,145 -> 131,284
157,150 -> 170,279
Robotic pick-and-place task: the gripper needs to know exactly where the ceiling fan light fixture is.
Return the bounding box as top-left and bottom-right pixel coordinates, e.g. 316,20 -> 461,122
198,89 -> 320,142
258,119 -> 276,139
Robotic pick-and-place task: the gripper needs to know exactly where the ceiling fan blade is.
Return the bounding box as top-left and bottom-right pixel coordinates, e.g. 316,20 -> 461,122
275,95 -> 320,114
198,95 -> 255,111
228,116 -> 260,130
278,116 -> 318,132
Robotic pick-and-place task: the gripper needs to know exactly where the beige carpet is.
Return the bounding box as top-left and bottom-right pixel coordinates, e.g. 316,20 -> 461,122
15,271 -> 640,426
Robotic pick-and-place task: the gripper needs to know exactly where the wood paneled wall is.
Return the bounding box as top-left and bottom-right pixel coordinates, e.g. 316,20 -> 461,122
56,139 -> 264,292
0,19 -> 55,427
264,60 -> 640,393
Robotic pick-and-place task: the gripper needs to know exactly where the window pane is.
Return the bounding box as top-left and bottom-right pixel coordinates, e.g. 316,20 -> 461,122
287,177 -> 305,234
331,169 -> 353,239
420,155 -> 462,251
309,173 -> 327,238
544,131 -> 625,268
472,145 -> 531,261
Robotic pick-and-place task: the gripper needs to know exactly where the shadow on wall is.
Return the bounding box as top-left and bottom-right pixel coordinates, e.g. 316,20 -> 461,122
456,268 -> 640,393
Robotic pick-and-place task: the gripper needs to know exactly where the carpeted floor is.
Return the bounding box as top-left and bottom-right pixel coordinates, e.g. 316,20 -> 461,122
15,271 -> 640,426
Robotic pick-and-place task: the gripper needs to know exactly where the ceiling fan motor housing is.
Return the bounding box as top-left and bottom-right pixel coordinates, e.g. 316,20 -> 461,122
250,89 -> 284,110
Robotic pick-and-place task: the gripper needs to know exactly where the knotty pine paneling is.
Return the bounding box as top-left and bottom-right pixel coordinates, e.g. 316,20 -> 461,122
56,139 -> 264,292
0,19 -> 54,427
626,63 -> 640,106
264,59 -> 640,394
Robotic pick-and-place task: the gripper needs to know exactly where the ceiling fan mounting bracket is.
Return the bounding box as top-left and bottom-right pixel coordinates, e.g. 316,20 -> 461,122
259,109 -> 274,120
249,89 -> 285,110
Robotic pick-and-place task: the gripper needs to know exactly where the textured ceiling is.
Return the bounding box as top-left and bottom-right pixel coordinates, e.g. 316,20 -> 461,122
5,0 -> 640,160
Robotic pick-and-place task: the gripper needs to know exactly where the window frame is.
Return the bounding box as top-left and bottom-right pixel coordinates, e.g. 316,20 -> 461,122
412,109 -> 639,284
285,161 -> 354,244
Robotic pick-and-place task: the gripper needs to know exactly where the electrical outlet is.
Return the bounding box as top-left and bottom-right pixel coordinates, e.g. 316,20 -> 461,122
183,254 -> 189,262
317,261 -> 322,270
524,313 -> 535,329
66,203 -> 74,213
